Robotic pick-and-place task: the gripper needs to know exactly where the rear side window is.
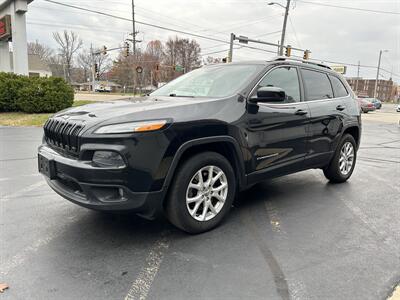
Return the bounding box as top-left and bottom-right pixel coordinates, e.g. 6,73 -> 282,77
301,69 -> 333,101
329,75 -> 348,98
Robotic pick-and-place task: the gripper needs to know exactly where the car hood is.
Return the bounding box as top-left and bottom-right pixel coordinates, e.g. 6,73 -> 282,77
52,95 -> 243,130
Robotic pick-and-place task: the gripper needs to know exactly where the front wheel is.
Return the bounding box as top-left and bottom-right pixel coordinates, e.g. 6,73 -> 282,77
165,152 -> 236,234
323,134 -> 357,183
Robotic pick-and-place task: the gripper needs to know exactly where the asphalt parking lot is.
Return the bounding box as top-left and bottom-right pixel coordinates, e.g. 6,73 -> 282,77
1,106 -> 399,300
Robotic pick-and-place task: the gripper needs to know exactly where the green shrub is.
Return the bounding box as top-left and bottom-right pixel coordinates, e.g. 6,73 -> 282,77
0,73 -> 29,112
0,73 -> 74,113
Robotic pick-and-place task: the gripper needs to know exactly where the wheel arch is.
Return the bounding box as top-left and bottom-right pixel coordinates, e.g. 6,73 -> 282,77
343,125 -> 361,149
162,136 -> 246,197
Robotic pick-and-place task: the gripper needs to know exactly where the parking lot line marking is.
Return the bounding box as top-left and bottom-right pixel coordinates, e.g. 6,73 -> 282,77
0,215 -> 77,277
125,234 -> 170,300
0,180 -> 46,202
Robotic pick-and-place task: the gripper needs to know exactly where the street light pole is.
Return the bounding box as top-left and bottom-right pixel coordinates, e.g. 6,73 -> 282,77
268,0 -> 291,56
355,61 -> 360,94
374,50 -> 388,99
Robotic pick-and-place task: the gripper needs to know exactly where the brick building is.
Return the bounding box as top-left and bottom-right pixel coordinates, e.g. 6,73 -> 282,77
346,78 -> 394,101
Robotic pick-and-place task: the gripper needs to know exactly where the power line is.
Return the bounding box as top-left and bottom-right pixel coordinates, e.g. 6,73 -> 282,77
291,55 -> 400,79
42,0 -> 280,55
201,30 -> 282,52
288,15 -> 301,48
296,0 -> 400,15
202,47 -> 242,56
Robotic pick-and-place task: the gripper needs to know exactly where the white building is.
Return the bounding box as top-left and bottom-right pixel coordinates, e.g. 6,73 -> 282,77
8,53 -> 52,77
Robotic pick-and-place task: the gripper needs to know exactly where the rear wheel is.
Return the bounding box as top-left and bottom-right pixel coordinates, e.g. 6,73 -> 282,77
323,134 -> 357,183
165,152 -> 236,234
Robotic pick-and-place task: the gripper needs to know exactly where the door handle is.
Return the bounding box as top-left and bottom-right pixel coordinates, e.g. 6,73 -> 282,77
336,105 -> 346,111
294,109 -> 308,116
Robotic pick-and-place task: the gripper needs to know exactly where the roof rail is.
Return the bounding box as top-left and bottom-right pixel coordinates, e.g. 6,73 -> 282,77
271,56 -> 332,70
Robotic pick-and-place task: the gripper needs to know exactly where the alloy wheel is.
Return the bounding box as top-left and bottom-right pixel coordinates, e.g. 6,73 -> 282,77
186,165 -> 228,222
339,142 -> 354,176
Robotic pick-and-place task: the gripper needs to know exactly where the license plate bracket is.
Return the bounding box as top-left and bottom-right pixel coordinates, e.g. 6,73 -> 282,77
38,154 -> 56,180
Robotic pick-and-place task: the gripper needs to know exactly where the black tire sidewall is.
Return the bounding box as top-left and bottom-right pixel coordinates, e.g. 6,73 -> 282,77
325,134 -> 357,182
167,152 -> 236,234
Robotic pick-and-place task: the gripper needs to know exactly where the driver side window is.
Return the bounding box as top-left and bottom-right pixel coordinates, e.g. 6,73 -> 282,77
256,67 -> 301,103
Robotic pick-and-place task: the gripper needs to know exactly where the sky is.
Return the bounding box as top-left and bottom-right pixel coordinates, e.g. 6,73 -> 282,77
25,0 -> 400,82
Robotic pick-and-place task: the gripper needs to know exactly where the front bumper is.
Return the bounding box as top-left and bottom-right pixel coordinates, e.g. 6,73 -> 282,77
362,107 -> 375,112
38,144 -> 166,219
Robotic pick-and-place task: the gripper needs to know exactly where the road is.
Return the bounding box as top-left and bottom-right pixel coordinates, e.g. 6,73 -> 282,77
1,109 -> 399,300
74,92 -> 133,102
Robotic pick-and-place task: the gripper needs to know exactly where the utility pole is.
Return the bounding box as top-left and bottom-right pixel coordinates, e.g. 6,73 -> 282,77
277,40 -> 280,55
280,0 -> 291,56
131,0 -> 136,57
355,61 -> 360,94
374,50 -> 388,99
228,33 -> 235,62
90,44 -> 96,93
268,0 -> 291,56
131,0 -> 136,95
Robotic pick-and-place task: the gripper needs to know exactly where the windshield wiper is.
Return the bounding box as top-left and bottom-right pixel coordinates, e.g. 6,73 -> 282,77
169,93 -> 195,98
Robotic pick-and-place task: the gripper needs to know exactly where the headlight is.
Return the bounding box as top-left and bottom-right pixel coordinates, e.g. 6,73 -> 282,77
94,120 -> 168,134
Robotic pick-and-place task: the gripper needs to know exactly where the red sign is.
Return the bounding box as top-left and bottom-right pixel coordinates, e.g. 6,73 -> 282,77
0,15 -> 11,41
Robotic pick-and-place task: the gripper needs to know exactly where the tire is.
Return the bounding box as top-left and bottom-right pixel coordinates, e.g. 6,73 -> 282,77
323,134 -> 357,183
165,151 -> 236,234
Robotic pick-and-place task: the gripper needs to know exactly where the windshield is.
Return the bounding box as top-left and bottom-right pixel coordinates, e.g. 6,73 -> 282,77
150,64 -> 263,98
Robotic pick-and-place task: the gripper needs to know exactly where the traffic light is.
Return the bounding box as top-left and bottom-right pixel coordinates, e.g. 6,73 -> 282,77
94,63 -> 99,80
285,45 -> 292,57
101,45 -> 107,55
303,50 -> 310,60
123,42 -> 130,57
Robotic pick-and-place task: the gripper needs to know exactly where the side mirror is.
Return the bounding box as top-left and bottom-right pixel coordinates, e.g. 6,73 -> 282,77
249,86 -> 286,103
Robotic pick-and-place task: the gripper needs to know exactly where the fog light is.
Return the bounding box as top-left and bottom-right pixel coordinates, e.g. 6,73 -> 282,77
92,151 -> 126,168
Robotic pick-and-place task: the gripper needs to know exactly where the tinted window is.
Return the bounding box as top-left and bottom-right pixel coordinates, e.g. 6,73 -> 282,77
329,75 -> 348,98
301,69 -> 333,101
256,67 -> 300,103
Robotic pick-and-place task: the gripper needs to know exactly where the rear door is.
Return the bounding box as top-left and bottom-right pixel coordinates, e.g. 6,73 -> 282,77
245,65 -> 310,178
300,68 -> 347,167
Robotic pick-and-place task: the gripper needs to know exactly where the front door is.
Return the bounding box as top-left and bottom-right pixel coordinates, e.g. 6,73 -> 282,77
245,66 -> 310,180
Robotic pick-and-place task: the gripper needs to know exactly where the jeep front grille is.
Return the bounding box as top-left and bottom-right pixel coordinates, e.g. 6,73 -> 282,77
43,118 -> 85,156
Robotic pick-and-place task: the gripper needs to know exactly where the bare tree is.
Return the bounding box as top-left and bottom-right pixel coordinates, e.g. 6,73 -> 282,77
203,56 -> 222,65
53,30 -> 83,82
27,40 -> 54,62
77,49 -> 111,82
146,40 -> 164,61
164,36 -> 201,79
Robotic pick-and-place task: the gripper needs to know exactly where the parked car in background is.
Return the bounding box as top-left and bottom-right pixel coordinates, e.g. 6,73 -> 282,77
358,98 -> 376,113
368,98 -> 382,109
397,104 -> 400,112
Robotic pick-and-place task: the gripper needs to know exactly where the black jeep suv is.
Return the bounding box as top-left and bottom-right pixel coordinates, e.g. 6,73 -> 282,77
38,57 -> 361,233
